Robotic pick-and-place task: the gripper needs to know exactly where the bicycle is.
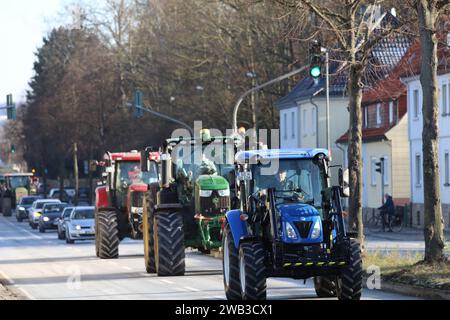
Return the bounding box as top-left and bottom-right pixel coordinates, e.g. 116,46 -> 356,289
367,209 -> 403,233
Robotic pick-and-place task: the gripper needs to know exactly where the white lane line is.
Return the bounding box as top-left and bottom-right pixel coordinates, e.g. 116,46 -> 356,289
159,279 -> 175,285
0,271 -> 35,300
123,266 -> 133,271
1,218 -> 42,240
184,286 -> 201,292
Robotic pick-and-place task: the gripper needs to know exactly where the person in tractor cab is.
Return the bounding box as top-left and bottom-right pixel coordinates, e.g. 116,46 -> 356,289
128,165 -> 142,183
197,155 -> 218,176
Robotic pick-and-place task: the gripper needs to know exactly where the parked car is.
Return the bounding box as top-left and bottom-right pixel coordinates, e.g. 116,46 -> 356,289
38,202 -> 68,233
28,199 -> 62,229
15,196 -> 42,222
48,188 -> 71,202
57,207 -> 74,240
65,207 -> 95,244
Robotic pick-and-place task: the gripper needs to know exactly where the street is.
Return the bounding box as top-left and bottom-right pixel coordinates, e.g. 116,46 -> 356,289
0,215 -> 418,300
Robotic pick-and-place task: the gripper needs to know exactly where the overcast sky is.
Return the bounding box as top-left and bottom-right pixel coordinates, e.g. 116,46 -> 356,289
0,0 -> 70,105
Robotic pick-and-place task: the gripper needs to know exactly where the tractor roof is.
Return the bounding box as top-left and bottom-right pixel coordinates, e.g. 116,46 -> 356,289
106,151 -> 160,162
235,149 -> 329,164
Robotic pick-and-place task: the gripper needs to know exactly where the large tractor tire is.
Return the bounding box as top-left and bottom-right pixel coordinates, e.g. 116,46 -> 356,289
222,222 -> 242,300
314,276 -> 337,298
337,239 -> 363,300
239,241 -> 266,300
97,210 -> 120,259
143,195 -> 156,273
153,211 -> 185,276
95,211 -> 100,257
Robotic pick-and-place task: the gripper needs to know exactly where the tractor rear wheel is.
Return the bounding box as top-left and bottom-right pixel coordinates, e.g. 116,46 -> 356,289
143,195 -> 156,273
153,211 -> 185,276
314,276 -> 337,298
222,223 -> 241,300
97,210 -> 120,259
239,241 -> 266,300
337,239 -> 363,300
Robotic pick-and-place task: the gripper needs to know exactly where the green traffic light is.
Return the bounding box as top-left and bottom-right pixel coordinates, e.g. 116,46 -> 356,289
310,67 -> 321,78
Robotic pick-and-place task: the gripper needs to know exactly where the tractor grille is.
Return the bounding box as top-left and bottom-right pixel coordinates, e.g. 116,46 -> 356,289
294,221 -> 313,239
200,191 -> 230,216
131,192 -> 144,207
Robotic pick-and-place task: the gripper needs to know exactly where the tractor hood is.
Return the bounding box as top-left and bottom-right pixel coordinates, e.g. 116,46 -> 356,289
129,183 -> 148,193
278,203 -> 320,219
196,175 -> 229,191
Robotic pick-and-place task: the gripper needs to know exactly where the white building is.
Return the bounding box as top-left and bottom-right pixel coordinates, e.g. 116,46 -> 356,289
402,40 -> 450,230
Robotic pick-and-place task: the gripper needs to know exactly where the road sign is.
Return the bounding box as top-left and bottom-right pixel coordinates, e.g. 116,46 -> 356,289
133,90 -> 144,119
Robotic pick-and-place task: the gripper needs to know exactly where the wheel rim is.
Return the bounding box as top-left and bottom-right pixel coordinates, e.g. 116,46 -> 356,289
239,249 -> 246,294
223,233 -> 230,287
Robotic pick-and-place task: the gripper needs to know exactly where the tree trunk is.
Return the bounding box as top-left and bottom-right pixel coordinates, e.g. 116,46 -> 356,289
417,0 -> 446,263
73,143 -> 79,206
347,64 -> 364,247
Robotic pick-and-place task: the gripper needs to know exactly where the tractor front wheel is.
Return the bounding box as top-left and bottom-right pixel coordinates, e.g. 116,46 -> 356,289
337,239 -> 363,300
314,276 -> 337,298
222,223 -> 241,300
239,241 -> 266,300
153,211 -> 185,276
97,210 -> 120,259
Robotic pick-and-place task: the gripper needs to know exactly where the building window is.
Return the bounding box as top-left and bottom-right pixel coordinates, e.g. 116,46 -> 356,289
311,108 -> 316,135
371,158 -> 377,186
283,113 -> 288,140
415,154 -> 422,187
389,101 -> 394,124
291,112 -> 295,139
302,109 -> 307,136
376,103 -> 382,126
364,107 -> 368,128
442,84 -> 448,115
383,156 -> 389,186
444,151 -> 449,185
413,89 -> 419,118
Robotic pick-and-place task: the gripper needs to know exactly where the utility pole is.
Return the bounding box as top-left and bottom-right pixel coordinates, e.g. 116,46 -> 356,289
324,49 -> 331,153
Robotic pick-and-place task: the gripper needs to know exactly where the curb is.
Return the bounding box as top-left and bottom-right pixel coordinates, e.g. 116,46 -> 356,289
364,277 -> 450,300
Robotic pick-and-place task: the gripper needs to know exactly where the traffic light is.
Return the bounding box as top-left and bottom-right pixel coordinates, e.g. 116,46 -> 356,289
133,90 -> 144,119
11,145 -> 16,154
375,158 -> 384,174
309,41 -> 324,79
6,94 -> 16,120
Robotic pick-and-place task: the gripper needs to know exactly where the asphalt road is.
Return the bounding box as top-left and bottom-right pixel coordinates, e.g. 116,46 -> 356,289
0,215 -> 419,300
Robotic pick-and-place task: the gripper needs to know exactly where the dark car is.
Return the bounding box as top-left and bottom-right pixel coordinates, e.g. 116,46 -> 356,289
57,207 -> 74,240
38,202 -> 68,233
15,196 -> 42,222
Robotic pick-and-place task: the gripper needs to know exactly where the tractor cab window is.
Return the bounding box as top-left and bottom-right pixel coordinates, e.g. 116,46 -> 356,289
116,161 -> 158,187
9,176 -> 30,189
253,159 -> 325,208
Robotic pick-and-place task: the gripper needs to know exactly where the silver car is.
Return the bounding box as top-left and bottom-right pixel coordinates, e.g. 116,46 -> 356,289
28,199 -> 62,229
57,207 -> 74,240
65,207 -> 95,244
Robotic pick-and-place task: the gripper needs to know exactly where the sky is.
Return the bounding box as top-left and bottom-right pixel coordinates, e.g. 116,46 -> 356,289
0,0 -> 69,105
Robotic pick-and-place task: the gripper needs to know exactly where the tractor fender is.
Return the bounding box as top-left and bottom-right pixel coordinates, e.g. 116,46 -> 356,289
225,210 -> 249,249
95,186 -> 110,210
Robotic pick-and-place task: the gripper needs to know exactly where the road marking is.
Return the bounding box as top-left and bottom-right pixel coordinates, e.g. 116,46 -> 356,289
1,218 -> 42,240
159,279 -> 175,285
184,286 -> 201,292
123,266 -> 133,271
0,271 -> 35,300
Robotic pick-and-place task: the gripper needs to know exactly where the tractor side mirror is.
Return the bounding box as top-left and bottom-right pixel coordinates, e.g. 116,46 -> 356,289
339,168 -> 350,198
89,160 -> 98,173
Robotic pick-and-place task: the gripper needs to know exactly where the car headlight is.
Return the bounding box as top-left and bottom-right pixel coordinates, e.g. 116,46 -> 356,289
75,225 -> 81,230
18,207 -> 25,211
43,217 -> 50,222
218,189 -> 230,197
285,222 -> 298,240
199,190 -> 213,197
35,212 -> 42,217
311,220 -> 322,239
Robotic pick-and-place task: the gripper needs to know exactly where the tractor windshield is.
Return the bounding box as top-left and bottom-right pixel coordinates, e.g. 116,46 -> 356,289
116,161 -> 158,186
8,176 -> 30,190
253,159 -> 326,208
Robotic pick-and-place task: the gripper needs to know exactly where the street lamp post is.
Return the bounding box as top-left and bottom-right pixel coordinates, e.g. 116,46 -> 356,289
233,66 -> 309,134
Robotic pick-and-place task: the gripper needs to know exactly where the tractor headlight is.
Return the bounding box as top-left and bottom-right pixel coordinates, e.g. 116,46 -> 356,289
199,190 -> 213,197
218,189 -> 230,197
43,217 -> 50,222
311,220 -> 322,239
285,222 -> 298,240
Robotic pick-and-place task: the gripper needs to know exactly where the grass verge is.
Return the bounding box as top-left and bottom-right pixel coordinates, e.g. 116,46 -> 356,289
363,251 -> 450,291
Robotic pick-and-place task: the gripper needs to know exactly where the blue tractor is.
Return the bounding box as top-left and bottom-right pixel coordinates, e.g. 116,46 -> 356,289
222,149 -> 362,300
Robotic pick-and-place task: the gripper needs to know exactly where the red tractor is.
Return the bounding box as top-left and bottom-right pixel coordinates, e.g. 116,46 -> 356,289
95,150 -> 160,259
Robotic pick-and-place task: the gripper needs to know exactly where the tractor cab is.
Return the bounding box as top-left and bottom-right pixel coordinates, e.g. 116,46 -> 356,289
3,173 -> 34,209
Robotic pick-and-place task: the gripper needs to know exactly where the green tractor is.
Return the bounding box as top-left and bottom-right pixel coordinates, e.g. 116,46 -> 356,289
142,130 -> 242,276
